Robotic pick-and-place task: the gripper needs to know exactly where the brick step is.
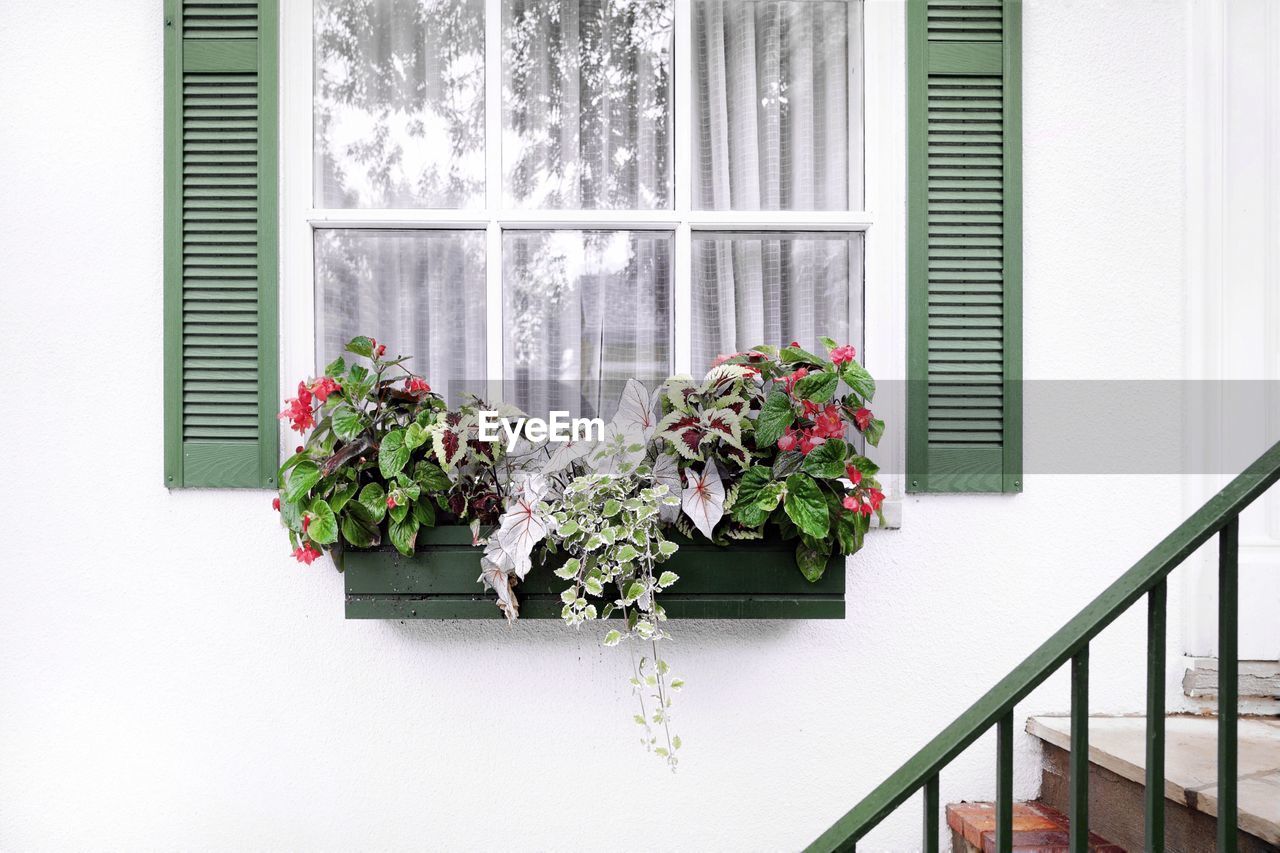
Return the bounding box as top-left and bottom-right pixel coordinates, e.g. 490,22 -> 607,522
946,800 -> 1124,853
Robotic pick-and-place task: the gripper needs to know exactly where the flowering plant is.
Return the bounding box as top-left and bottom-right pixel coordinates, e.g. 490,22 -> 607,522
274,336 -> 450,564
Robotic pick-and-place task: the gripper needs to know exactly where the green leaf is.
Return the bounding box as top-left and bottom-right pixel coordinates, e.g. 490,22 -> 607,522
345,336 -> 375,358
784,474 -> 829,539
413,460 -> 451,492
323,355 -> 346,376
737,465 -> 783,510
780,344 -> 826,366
846,455 -> 881,478
794,370 -> 839,403
657,571 -> 679,588
602,499 -> 622,517
624,581 -> 645,603
795,540 -> 829,582
306,499 -> 339,545
412,498 -> 436,527
389,514 -> 419,557
818,336 -> 837,353
329,479 -> 358,513
331,404 -> 364,441
772,450 -> 804,479
603,630 -> 623,647
755,391 -> 795,448
357,482 -> 387,523
284,461 -> 321,504
340,513 -> 379,548
405,422 -> 429,450
656,539 -> 678,557
840,360 -> 876,400
389,501 -> 409,523
864,417 -> 885,447
379,429 -> 410,478
615,544 -> 639,562
834,506 -> 868,555
803,439 -> 849,479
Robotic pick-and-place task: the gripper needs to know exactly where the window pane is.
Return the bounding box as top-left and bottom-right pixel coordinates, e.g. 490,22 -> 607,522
503,0 -> 674,209
315,230 -> 487,400
504,230 -> 672,417
691,232 -> 862,374
693,0 -> 856,210
314,0 -> 485,209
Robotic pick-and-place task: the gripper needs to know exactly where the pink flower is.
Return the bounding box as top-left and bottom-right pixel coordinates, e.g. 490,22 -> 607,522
867,488 -> 885,512
777,427 -> 799,453
830,344 -> 856,365
278,382 -> 315,433
310,376 -> 341,402
813,405 -> 845,439
842,495 -> 859,513
272,497 -> 281,511
406,377 -> 431,394
844,465 -> 862,486
301,514 -> 311,534
782,367 -> 808,396
799,432 -> 826,455
387,495 -> 397,509
853,407 -> 873,432
292,544 -> 322,565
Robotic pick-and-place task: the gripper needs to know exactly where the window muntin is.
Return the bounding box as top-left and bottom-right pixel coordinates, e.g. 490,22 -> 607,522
310,0 -> 865,409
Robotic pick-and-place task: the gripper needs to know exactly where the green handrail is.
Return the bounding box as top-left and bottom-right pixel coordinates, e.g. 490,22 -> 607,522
807,440 -> 1280,853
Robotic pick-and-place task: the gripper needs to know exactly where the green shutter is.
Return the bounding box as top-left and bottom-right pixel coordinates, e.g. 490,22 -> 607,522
906,0 -> 1021,493
164,0 -> 279,488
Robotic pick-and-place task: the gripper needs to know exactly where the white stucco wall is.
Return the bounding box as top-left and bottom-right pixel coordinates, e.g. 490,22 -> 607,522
1,1 -> 1195,850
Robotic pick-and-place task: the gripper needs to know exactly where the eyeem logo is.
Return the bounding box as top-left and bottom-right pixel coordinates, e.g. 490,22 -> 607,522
477,411 -> 605,452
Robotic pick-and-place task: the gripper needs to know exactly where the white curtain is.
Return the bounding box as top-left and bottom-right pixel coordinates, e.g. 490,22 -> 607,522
693,0 -> 853,211
503,0 -> 673,209
315,230 -> 489,402
503,230 -> 671,418
692,232 -> 862,373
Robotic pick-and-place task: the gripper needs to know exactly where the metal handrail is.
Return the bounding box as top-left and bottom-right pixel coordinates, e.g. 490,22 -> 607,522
807,440 -> 1280,853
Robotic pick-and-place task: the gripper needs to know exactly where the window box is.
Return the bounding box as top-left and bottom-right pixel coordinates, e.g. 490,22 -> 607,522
344,525 -> 844,620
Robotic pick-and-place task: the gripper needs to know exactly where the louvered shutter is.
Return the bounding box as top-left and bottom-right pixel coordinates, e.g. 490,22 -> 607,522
164,0 -> 279,488
906,0 -> 1021,493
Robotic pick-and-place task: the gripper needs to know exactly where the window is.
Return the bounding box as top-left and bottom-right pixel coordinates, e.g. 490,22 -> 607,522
300,0 -> 868,418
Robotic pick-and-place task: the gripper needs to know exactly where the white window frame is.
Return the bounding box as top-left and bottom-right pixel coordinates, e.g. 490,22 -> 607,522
279,0 -> 906,520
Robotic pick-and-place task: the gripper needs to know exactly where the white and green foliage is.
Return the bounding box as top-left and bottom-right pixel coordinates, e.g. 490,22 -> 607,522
545,468 -> 684,768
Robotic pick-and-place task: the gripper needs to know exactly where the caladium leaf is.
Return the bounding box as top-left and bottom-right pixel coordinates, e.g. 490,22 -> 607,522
589,424 -> 646,477
651,451 -> 682,523
478,554 -> 520,623
493,476 -> 550,579
681,463 -> 725,540
613,378 -> 660,440
541,437 -> 590,474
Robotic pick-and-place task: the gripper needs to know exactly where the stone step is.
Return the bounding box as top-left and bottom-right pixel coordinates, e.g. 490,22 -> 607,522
946,800 -> 1123,852
1026,715 -> 1280,852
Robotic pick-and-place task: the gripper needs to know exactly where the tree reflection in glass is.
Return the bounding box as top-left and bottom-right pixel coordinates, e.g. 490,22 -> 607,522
503,0 -> 673,210
314,0 -> 486,208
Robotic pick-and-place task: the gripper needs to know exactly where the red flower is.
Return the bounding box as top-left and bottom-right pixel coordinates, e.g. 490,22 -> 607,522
842,495 -> 859,513
854,407 -> 873,431
386,495 -> 397,509
845,465 -> 862,486
301,514 -> 311,534
789,341 -> 801,348
801,399 -> 821,417
292,544 -> 322,565
830,344 -> 856,365
278,381 -> 315,433
867,488 -> 885,512
406,377 -> 431,394
310,376 -> 341,402
813,405 -> 845,439
376,344 -> 387,357
799,432 -> 826,455
782,367 -> 808,396
272,496 -> 281,511
777,427 -> 799,453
